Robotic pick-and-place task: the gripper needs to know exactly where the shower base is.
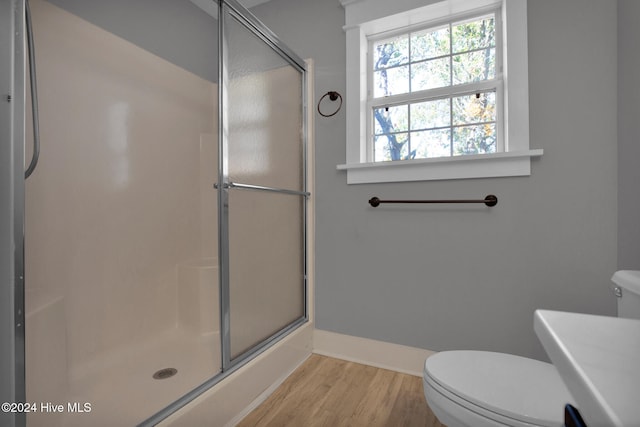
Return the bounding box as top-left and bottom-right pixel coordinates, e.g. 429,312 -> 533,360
28,327 -> 220,427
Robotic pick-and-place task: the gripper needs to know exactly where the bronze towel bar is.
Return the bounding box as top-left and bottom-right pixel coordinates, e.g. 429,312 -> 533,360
368,195 -> 498,207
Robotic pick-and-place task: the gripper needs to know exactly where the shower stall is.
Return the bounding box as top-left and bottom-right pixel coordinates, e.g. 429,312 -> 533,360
1,0 -> 311,425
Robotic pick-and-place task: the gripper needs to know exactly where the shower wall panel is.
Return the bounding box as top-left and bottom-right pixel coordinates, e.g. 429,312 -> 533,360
25,0 -> 216,374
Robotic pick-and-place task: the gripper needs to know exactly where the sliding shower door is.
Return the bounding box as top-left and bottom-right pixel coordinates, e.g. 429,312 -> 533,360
5,0 -> 307,425
219,3 -> 307,366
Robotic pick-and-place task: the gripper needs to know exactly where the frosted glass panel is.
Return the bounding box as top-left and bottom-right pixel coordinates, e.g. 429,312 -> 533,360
224,8 -> 306,360
228,190 -> 305,358
226,14 -> 304,191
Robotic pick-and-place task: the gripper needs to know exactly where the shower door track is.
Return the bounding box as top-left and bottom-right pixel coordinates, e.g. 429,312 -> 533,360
139,317 -> 307,426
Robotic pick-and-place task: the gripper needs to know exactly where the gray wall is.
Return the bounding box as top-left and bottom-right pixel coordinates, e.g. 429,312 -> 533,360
618,0 -> 640,269
253,0 -> 620,360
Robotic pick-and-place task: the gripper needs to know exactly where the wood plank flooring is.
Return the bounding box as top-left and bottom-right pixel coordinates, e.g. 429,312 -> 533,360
236,354 -> 447,427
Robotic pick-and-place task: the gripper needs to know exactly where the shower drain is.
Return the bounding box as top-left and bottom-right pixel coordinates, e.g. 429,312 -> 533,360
153,368 -> 178,380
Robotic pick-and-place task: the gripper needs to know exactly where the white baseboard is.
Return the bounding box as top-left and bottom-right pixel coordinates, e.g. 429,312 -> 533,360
312,329 -> 436,377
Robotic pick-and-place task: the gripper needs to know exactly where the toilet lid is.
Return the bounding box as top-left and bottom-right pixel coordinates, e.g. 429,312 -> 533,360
424,350 -> 573,427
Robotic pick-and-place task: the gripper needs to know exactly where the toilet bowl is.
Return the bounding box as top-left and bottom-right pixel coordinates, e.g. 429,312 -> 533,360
423,351 -> 572,427
423,270 -> 640,427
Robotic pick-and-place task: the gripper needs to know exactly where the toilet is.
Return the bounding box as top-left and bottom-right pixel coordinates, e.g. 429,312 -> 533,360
423,270 -> 640,427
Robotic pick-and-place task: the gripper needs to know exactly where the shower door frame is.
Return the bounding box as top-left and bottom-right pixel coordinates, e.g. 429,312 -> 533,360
217,0 -> 309,372
1,1 -> 26,427
141,0 -> 310,424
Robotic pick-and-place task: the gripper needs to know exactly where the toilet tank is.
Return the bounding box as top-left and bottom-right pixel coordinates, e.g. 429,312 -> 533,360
611,270 -> 640,319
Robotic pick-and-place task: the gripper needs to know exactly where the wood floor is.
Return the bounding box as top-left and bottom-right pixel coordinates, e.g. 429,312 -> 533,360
236,354 -> 447,427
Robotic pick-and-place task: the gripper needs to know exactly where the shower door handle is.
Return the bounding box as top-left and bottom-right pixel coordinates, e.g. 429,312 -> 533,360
214,181 -> 310,197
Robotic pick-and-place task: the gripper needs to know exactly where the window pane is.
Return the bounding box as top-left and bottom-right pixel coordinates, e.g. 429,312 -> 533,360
453,123 -> 496,155
452,16 -> 495,53
374,66 -> 409,97
374,133 -> 409,161
452,48 -> 495,85
373,105 -> 408,135
369,11 -> 503,163
412,129 -> 451,158
411,26 -> 450,61
452,91 -> 496,125
373,36 -> 409,70
410,99 -> 450,130
411,58 -> 450,91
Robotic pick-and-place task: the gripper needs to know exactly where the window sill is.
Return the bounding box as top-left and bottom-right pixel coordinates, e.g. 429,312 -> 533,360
336,149 -> 543,184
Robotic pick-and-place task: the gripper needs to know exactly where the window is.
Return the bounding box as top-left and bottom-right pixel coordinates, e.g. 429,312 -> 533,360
369,12 -> 500,162
339,0 -> 541,184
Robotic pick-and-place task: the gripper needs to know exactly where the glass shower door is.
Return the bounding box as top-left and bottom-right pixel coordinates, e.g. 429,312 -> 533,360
220,3 -> 307,364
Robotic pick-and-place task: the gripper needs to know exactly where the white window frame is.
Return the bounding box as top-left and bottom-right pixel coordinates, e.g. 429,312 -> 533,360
338,0 -> 541,184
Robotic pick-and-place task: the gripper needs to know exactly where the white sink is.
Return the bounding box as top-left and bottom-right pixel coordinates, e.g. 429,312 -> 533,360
534,310 -> 640,427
